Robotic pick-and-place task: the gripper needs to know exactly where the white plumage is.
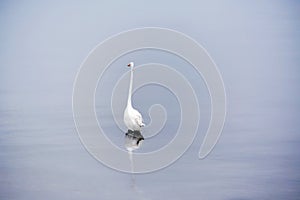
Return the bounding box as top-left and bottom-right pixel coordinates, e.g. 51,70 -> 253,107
123,62 -> 145,131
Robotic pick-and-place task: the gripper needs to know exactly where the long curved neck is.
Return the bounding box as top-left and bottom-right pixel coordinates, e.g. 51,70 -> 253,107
127,66 -> 133,108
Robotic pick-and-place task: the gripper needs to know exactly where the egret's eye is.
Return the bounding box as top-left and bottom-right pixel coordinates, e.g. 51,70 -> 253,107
127,63 -> 131,67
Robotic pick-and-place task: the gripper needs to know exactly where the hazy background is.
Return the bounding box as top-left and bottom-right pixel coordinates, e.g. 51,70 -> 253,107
0,1 -> 299,199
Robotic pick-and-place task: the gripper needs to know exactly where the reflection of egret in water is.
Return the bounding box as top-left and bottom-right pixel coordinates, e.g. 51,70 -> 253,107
124,130 -> 148,199
125,130 -> 144,178
125,130 -> 144,152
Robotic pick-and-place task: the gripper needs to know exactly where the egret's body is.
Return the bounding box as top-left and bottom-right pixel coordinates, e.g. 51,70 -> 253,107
123,62 -> 145,131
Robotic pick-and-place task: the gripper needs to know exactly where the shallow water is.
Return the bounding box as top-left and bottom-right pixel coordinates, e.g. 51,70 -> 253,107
1,1 -> 300,200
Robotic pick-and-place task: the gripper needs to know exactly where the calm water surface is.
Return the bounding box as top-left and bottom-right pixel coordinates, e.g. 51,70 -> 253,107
0,1 -> 299,199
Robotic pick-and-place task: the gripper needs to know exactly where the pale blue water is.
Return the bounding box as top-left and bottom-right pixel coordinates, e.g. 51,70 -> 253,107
0,1 -> 300,199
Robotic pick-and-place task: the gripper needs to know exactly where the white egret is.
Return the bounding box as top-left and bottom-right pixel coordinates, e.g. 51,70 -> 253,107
123,62 -> 145,131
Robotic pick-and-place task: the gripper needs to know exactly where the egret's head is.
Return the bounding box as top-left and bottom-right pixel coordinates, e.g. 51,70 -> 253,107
127,62 -> 134,67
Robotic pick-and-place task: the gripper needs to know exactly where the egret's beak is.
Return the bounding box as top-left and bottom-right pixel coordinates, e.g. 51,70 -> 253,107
127,63 -> 131,67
